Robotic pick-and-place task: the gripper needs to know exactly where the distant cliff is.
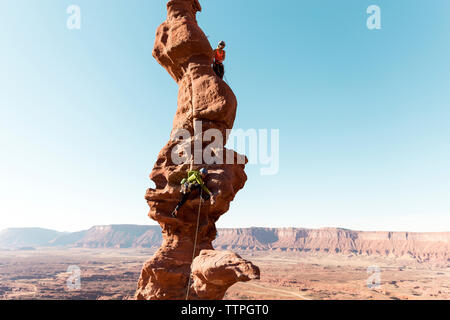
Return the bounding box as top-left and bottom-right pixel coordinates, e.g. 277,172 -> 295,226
214,228 -> 450,262
0,228 -> 62,248
0,225 -> 162,249
1,225 -> 448,262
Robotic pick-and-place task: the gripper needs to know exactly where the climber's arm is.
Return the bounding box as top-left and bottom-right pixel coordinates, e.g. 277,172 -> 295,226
201,184 -> 212,196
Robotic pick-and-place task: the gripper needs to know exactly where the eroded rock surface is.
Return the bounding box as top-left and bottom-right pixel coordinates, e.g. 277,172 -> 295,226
135,0 -> 259,300
189,250 -> 260,300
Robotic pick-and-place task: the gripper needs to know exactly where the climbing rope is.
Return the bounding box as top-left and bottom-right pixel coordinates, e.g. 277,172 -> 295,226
185,188 -> 203,300
189,70 -> 195,171
224,74 -> 231,87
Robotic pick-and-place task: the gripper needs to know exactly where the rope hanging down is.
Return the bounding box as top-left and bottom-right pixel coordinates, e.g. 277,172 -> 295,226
189,71 -> 195,171
185,188 -> 203,300
185,67 -> 202,300
224,74 -> 231,87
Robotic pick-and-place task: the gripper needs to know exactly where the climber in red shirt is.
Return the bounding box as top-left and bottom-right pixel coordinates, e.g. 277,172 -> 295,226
213,41 -> 226,80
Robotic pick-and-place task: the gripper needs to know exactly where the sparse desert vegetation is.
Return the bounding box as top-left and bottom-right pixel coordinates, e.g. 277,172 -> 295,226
0,248 -> 448,300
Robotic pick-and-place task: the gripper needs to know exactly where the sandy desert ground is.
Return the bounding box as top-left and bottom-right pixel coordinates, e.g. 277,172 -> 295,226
0,248 -> 448,300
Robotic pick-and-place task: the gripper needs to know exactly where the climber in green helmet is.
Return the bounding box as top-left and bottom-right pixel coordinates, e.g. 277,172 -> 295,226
171,168 -> 213,218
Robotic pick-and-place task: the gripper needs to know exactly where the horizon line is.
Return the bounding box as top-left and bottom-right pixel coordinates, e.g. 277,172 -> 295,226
1,224 -> 449,234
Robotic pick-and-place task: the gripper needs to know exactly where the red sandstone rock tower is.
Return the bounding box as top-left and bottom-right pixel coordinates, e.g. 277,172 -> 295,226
135,0 -> 259,300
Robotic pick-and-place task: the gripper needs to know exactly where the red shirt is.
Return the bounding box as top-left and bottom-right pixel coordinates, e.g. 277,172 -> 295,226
214,49 -> 226,63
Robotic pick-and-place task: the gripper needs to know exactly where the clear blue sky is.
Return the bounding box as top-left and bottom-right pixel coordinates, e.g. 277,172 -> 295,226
1,0 -> 449,232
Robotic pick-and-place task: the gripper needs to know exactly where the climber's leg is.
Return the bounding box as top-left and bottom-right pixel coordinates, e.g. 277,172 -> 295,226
212,63 -> 220,78
171,192 -> 191,217
171,183 -> 203,217
213,63 -> 225,79
218,63 -> 225,80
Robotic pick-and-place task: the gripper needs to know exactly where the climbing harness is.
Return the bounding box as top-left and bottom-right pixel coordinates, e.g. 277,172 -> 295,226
185,189 -> 203,300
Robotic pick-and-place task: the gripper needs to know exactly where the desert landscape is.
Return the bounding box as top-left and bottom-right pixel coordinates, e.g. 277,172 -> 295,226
0,225 -> 449,300
2,0 -> 450,307
1,248 -> 449,300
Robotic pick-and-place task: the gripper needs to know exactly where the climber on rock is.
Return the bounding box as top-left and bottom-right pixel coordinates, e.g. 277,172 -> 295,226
212,41 -> 226,80
171,168 -> 214,218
